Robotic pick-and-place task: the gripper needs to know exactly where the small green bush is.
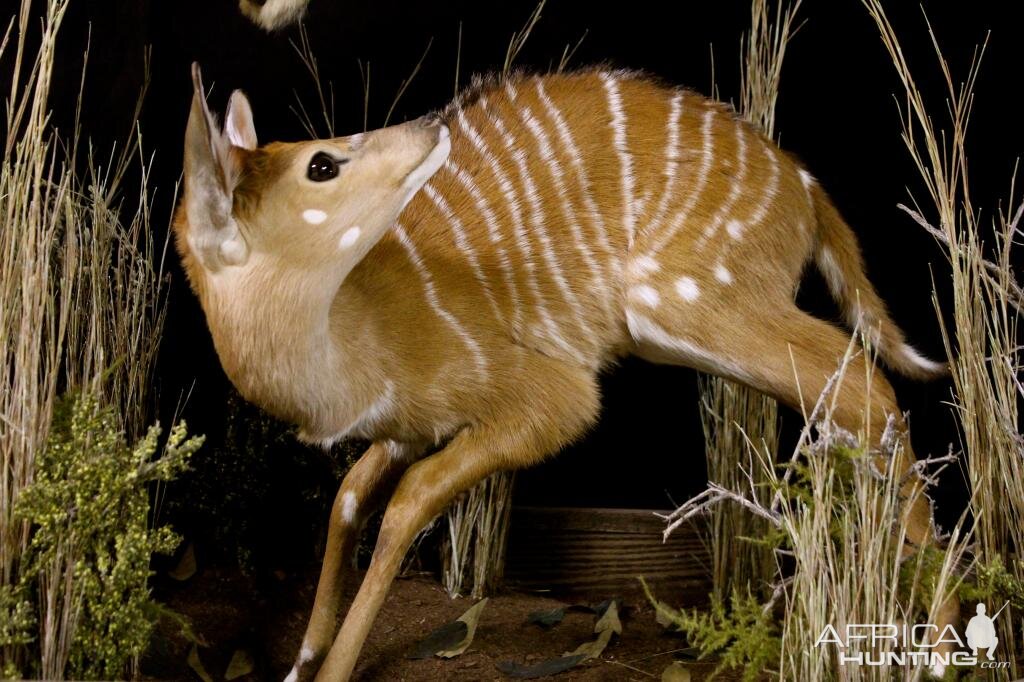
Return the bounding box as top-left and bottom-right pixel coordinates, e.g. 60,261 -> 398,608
13,394 -> 203,680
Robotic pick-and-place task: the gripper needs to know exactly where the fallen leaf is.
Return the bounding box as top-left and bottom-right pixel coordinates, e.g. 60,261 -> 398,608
661,661 -> 692,682
437,598 -> 489,658
565,627 -> 614,662
495,654 -> 586,679
527,607 -> 566,629
408,621 -> 467,659
186,645 -> 213,682
562,599 -> 621,662
594,600 -> 622,635
169,542 -> 196,581
409,598 -> 489,660
225,648 -> 254,680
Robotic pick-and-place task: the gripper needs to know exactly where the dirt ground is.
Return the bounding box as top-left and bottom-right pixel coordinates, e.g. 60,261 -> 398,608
143,565 -> 738,681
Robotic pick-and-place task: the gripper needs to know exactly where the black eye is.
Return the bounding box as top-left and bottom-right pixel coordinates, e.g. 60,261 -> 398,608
307,151 -> 345,182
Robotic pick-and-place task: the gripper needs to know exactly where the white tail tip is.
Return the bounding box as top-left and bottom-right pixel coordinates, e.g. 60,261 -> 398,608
901,343 -> 946,375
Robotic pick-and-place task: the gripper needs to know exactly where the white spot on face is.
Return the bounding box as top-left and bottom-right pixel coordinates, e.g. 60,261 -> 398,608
799,168 -> 815,189
629,284 -> 660,308
627,255 -> 660,279
341,491 -> 358,525
338,226 -> 361,250
714,263 -> 733,284
302,208 -> 328,225
726,219 -> 743,240
676,277 -> 700,302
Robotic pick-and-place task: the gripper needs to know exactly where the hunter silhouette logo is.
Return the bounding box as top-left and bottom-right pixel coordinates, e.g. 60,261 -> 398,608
813,601 -> 1011,671
965,602 -> 1001,660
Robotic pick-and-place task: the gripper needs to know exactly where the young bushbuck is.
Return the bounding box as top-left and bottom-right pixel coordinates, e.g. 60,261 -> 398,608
177,63 -> 951,680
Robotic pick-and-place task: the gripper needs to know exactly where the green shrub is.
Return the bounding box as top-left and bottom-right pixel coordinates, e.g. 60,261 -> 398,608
13,394 -> 202,680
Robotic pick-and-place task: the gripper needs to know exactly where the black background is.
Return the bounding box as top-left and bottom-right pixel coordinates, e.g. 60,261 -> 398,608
24,0 -> 1024,534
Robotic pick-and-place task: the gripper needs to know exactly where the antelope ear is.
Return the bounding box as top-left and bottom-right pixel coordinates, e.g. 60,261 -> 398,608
183,63 -> 249,269
225,90 -> 258,150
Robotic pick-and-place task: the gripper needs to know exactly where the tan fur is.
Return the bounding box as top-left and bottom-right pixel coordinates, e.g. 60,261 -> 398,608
176,68 -> 949,681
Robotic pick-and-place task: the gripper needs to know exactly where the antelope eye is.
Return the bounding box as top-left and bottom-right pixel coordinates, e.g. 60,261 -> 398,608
307,151 -> 345,182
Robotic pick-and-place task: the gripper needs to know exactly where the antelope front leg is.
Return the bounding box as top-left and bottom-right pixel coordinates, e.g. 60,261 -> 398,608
285,441 -> 415,682
316,391 -> 596,679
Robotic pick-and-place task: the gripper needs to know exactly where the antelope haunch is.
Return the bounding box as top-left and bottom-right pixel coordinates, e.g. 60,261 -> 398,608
176,64 -> 948,681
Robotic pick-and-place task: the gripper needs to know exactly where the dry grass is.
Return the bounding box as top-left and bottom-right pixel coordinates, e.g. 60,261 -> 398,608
863,0 -> 1024,673
664,0 -> 1023,679
698,0 -> 799,601
0,0 -> 167,676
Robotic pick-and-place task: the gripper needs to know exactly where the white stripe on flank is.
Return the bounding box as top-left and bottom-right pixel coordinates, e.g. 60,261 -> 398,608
697,122 -> 749,249
472,100 -> 578,359
534,79 -> 618,272
477,103 -> 586,363
638,91 -> 683,243
600,72 -> 636,247
423,183 -> 505,326
745,139 -> 781,229
446,158 -> 524,336
496,87 -> 597,362
517,100 -> 614,322
393,222 -> 488,377
649,108 -> 716,258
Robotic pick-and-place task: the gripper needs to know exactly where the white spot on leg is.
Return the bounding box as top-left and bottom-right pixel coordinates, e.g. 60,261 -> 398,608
726,219 -> 744,240
676,277 -> 700,302
302,208 -> 327,225
629,285 -> 660,308
341,491 -> 358,524
299,646 -> 315,664
714,263 -> 733,284
338,226 -> 361,250
283,666 -> 298,682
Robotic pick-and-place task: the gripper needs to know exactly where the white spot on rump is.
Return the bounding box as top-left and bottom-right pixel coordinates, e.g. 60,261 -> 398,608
627,255 -> 660,279
799,168 -> 815,189
303,208 -> 327,225
726,219 -> 744,240
341,491 -> 358,524
714,263 -> 733,284
338,226 -> 361,249
629,285 -> 660,308
676,277 -> 700,302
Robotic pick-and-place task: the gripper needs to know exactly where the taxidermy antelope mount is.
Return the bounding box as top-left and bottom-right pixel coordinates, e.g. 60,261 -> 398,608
176,62 -> 951,680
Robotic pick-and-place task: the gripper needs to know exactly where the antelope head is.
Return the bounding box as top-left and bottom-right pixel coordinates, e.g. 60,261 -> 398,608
177,63 -> 450,293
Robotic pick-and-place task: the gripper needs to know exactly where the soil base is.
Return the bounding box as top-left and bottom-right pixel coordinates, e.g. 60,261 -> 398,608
143,565 -> 739,681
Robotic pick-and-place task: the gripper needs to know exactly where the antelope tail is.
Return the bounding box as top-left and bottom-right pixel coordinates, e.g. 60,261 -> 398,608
811,183 -> 947,380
